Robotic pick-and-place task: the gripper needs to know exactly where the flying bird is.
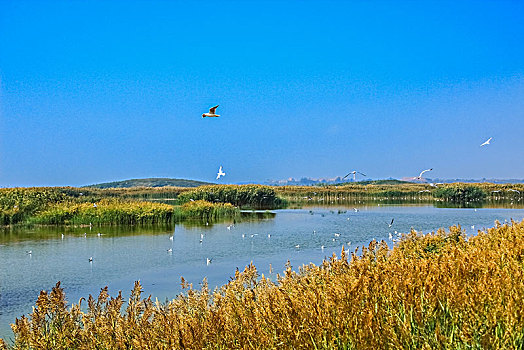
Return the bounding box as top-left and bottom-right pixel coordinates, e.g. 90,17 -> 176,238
216,166 -> 226,180
343,170 -> 366,181
480,137 -> 492,147
388,218 -> 394,228
202,105 -> 220,118
417,168 -> 433,179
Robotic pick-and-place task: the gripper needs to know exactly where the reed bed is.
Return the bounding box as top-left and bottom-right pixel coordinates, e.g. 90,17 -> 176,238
33,199 -> 175,225
0,188 -> 68,225
2,184 -> 522,225
177,185 -> 285,209
176,200 -> 240,222
276,182 -> 524,205
5,219 -> 524,349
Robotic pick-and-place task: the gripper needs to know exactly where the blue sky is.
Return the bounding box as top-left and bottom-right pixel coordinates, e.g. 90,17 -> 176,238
1,0 -> 523,187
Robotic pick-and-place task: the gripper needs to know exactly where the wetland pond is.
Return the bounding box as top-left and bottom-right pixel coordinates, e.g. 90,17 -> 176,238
1,203 -> 524,340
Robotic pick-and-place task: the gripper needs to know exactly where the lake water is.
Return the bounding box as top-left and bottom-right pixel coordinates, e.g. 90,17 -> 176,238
1,204 -> 524,341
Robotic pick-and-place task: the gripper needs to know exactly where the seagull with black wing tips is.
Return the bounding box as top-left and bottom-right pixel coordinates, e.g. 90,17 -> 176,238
417,168 -> 432,179
343,170 -> 366,181
202,105 -> 220,118
388,218 -> 394,228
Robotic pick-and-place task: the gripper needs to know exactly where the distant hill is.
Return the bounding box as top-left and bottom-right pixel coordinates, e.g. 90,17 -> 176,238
84,178 -> 213,189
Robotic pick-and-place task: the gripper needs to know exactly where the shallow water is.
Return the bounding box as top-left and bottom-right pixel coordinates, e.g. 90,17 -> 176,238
1,204 -> 524,341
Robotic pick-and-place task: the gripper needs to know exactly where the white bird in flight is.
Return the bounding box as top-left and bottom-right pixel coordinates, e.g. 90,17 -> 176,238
417,168 -> 433,179
216,166 -> 226,180
480,137 -> 492,147
343,170 -> 366,181
202,105 -> 220,118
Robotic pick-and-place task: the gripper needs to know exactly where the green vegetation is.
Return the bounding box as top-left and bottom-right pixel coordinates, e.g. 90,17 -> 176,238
84,177 -> 212,189
177,185 -> 286,209
1,183 -> 522,226
4,219 -> 524,349
32,199 -> 175,225
433,185 -> 487,202
177,200 -> 240,222
0,185 -> 269,225
276,182 -> 523,205
0,188 -> 69,225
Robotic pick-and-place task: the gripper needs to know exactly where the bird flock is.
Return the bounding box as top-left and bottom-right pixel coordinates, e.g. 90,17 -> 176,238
202,105 -> 496,184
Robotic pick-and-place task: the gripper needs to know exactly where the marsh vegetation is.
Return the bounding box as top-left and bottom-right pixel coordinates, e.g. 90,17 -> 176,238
1,183 -> 522,226
3,219 -> 524,349
0,185 -> 283,226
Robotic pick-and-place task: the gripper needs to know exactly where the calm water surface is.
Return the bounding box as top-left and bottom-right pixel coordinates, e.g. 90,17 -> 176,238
1,204 -> 524,340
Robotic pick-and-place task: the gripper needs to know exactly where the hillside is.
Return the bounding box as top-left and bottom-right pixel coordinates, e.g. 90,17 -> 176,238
84,178 -> 213,189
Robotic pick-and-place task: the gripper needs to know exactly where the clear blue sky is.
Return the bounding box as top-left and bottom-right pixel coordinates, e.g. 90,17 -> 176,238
1,0 -> 523,187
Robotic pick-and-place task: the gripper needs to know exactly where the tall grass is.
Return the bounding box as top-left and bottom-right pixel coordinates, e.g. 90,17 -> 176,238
433,185 -> 487,202
2,183 -> 522,225
177,185 -> 286,209
33,199 -> 175,225
6,219 -> 524,349
0,188 -> 68,225
277,182 -> 524,205
175,200 -> 240,222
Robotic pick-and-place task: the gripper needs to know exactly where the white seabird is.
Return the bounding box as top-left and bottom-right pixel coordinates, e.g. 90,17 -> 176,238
417,168 -> 433,179
480,137 -> 492,147
202,105 -> 220,118
216,166 -> 226,180
343,170 -> 366,181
